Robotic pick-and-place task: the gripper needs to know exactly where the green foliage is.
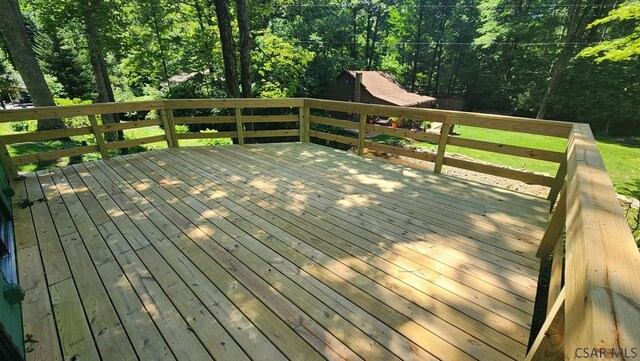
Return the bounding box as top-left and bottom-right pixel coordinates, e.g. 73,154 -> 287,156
201,129 -> 233,146
175,124 -> 189,134
54,97 -> 93,128
579,2 -> 640,62
253,29 -> 315,98
10,121 -> 32,132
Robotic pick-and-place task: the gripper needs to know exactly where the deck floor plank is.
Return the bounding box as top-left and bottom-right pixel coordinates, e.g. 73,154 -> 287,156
150,147 -> 528,360
203,146 -> 543,271
16,143 -> 547,361
77,162 -> 248,361
55,166 -> 176,361
194,146 -> 540,290
179,147 -> 537,315
217,145 -> 544,256
237,144 -> 546,241
69,164 -> 215,361
13,180 -> 63,361
114,153 -> 431,361
87,159 -> 328,361
98,156 -> 360,361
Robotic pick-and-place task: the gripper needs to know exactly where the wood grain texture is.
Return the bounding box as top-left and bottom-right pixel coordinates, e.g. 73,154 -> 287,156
537,187 -> 566,259
164,98 -> 304,109
172,115 -> 236,125
98,118 -> 161,133
104,135 -> 166,150
443,156 -> 555,186
309,130 -> 358,146
525,289 -> 565,361
3,126 -> 93,144
12,145 -> 100,165
434,123 -> 451,173
447,136 -> 564,163
88,115 -> 109,159
49,278 -> 100,360
0,100 -> 164,122
365,124 -> 440,143
565,124 -> 640,359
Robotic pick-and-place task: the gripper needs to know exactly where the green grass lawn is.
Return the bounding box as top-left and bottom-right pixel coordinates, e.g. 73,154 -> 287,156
0,122 -> 231,174
371,125 -> 640,198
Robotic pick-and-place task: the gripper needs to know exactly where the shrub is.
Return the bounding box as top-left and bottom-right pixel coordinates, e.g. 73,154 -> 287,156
175,124 -> 189,134
10,121 -> 32,132
201,129 -> 233,146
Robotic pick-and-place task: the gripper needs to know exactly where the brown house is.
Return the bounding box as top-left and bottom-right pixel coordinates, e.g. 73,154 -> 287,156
323,70 -> 436,108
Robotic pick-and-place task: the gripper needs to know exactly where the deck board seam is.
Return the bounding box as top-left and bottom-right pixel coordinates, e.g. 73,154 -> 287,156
186,145 -> 533,270
224,145 -> 546,245
139,148 -> 528,358
87,159 -> 323,361
202,146 -> 543,261
126,150 -> 484,358
174,147 -> 537,320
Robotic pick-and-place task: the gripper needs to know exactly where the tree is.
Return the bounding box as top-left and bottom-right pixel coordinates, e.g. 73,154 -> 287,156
236,0 -> 252,98
41,31 -> 94,99
0,0 -> 64,130
213,0 -> 240,97
253,30 -> 315,98
536,0 -> 614,119
579,1 -> 640,61
82,0 -> 125,141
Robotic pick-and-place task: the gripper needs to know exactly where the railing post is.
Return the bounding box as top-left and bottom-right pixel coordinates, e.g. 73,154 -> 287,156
548,235 -> 564,315
159,109 -> 174,148
357,113 -> 367,155
0,135 -> 18,180
303,107 -> 310,143
235,108 -> 244,145
87,115 -> 109,159
434,122 -> 451,173
525,289 -> 565,361
547,153 -> 567,210
298,107 -> 306,143
160,107 -> 179,147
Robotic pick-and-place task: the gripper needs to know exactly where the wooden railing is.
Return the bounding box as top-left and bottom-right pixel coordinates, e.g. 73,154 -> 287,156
305,98 -> 572,204
525,123 -> 640,361
0,98 -> 638,360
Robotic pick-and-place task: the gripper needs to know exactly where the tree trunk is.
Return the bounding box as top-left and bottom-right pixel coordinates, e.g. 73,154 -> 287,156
84,0 -> 123,141
0,0 -> 65,130
409,4 -> 426,92
537,0 -> 596,119
364,2 -> 374,69
235,0 -> 252,98
213,0 -> 240,98
351,5 -> 358,62
235,0 -> 253,140
366,4 -> 383,70
193,0 -> 215,79
150,2 -> 170,84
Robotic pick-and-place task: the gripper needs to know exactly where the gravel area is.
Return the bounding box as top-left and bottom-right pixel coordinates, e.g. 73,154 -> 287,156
362,149 -> 552,198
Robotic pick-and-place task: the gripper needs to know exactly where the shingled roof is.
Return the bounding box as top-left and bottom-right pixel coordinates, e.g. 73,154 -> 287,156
343,70 -> 436,107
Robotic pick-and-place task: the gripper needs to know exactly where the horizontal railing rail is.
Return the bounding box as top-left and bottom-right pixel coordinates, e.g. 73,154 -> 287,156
305,98 -> 571,202
525,123 -> 640,360
0,98 -> 637,360
0,98 -> 571,203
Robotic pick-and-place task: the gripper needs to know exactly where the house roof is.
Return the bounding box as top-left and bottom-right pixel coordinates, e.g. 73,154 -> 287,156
343,70 -> 436,107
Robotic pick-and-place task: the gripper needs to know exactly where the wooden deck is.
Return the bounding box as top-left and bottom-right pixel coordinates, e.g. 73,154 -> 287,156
14,143 -> 549,361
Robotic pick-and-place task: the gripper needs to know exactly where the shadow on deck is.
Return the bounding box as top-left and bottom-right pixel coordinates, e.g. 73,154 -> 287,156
15,143 -> 549,361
